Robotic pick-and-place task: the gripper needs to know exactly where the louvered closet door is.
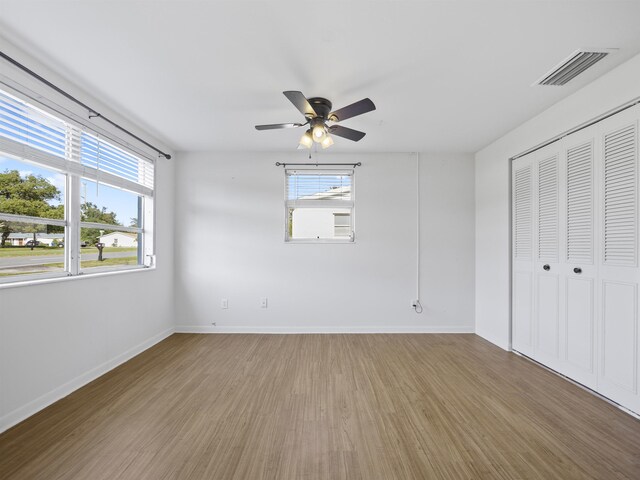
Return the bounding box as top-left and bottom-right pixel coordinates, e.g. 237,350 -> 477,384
596,105 -> 640,414
561,129 -> 598,389
511,104 -> 640,415
512,155 -> 535,357
532,143 -> 563,371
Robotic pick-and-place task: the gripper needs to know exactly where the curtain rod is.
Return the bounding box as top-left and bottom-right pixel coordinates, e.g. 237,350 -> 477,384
0,50 -> 172,160
275,162 -> 362,167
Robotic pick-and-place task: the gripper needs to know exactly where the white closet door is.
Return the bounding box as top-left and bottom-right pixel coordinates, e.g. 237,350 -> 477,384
596,106 -> 640,413
533,144 -> 563,371
512,155 -> 535,357
561,129 -> 598,389
512,104 -> 640,415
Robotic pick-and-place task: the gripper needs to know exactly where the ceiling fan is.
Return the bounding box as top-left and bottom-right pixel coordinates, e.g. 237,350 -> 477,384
255,91 -> 376,149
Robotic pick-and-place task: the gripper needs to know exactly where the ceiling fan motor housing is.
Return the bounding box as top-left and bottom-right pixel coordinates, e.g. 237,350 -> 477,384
307,97 -> 333,119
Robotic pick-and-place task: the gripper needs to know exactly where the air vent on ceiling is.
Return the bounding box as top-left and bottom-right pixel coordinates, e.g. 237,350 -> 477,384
535,49 -> 614,86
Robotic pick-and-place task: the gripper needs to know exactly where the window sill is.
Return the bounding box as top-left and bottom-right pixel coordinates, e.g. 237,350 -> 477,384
0,265 -> 155,290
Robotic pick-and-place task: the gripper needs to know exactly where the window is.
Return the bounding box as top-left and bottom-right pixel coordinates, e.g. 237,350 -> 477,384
0,87 -> 155,283
285,169 -> 354,242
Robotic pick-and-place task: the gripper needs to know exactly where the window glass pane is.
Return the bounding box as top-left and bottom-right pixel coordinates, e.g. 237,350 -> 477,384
0,223 -> 65,279
289,207 -> 352,240
81,179 -> 141,234
0,154 -> 65,220
0,90 -> 66,158
80,227 -> 140,271
287,173 -> 351,200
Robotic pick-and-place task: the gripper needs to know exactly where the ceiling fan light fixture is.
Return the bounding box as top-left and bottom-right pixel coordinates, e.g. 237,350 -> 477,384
321,135 -> 334,149
298,129 -> 313,149
312,122 -> 327,143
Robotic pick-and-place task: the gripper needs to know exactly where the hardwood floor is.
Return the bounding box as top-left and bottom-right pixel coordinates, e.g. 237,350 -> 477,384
1,334 -> 639,479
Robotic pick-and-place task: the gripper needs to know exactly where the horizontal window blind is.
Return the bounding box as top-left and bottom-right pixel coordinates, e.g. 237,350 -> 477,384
0,87 -> 154,195
80,132 -> 154,190
286,170 -> 352,201
0,89 -> 66,159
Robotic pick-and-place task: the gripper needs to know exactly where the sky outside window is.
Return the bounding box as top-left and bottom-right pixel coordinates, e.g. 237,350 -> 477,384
0,155 -> 65,208
81,179 -> 140,227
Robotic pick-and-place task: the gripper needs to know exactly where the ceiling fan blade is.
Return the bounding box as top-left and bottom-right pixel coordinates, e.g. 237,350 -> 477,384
329,98 -> 376,122
329,125 -> 366,142
255,123 -> 304,130
283,91 -> 317,117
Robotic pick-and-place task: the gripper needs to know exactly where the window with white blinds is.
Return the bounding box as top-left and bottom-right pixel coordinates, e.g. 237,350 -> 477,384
567,142 -> 593,263
0,85 -> 156,283
538,155 -> 559,260
285,169 -> 354,242
603,124 -> 637,265
514,165 -> 532,259
0,89 -> 154,196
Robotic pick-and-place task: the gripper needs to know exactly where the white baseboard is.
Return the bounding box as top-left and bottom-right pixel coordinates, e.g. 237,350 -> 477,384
0,327 -> 175,434
175,325 -> 475,334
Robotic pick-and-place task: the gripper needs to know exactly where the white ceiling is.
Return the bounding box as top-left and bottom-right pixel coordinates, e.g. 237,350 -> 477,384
1,1 -> 640,153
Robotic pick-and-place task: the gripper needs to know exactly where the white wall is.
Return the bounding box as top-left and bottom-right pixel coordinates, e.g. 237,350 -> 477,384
174,152 -> 475,333
475,53 -> 640,350
0,37 -> 176,432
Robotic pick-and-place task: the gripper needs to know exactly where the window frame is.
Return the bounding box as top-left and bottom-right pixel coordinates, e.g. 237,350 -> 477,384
0,86 -> 156,285
284,168 -> 355,244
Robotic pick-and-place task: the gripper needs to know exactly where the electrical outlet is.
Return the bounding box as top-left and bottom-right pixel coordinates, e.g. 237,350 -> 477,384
221,298 -> 228,309
260,297 -> 268,308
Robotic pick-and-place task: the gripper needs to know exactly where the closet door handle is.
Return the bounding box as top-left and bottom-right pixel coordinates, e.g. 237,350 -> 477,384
573,267 -> 582,274
543,264 -> 550,271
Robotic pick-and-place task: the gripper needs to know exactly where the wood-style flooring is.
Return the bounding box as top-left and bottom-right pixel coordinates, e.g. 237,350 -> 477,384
1,334 -> 639,479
